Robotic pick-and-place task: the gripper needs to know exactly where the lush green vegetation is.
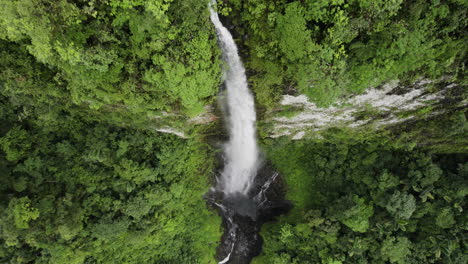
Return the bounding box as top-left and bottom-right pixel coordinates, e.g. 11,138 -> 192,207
256,132 -> 467,264
0,3 -> 224,260
0,0 -> 466,263
220,0 -> 467,108
0,94 -> 221,263
392,108 -> 468,153
0,0 -> 222,120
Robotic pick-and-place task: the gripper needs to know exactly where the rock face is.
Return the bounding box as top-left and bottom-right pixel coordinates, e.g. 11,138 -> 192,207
206,162 -> 292,264
151,79 -> 466,144
269,79 -> 466,139
155,127 -> 187,138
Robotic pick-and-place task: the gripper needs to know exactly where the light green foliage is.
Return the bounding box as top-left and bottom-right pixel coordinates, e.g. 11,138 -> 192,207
332,195 -> 374,232
6,197 -> 40,229
436,208 -> 455,229
378,171 -> 400,191
224,0 -> 466,108
0,0 -> 221,120
385,191 -> 416,220
276,105 -> 303,118
381,236 -> 412,264
0,2 -> 224,261
276,3 -> 311,62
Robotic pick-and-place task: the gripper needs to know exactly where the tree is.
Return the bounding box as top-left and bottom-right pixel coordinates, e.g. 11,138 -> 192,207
436,208 -> 455,229
331,195 -> 374,233
385,191 -> 416,220
0,126 -> 31,162
6,197 -> 40,229
380,236 -> 412,264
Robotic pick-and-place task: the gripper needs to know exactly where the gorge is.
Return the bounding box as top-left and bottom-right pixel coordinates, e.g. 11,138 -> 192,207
0,1 -> 465,263
207,2 -> 290,263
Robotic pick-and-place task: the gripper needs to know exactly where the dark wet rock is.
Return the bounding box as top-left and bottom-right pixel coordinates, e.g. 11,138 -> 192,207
206,161 -> 292,264
224,193 -> 258,220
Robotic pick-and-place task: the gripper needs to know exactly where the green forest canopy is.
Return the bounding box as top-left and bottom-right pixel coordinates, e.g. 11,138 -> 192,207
220,0 -> 466,108
0,0 -> 466,263
255,133 -> 466,264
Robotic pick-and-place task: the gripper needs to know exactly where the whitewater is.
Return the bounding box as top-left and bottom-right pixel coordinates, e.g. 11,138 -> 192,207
209,3 -> 259,195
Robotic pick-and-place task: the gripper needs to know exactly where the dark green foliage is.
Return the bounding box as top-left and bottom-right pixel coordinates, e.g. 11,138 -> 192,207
256,136 -> 467,263
0,126 -> 31,162
393,109 -> 468,153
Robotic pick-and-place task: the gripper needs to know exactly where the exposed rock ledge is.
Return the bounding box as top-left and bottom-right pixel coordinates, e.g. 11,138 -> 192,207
152,79 -> 466,140
155,127 -> 187,138
154,106 -> 217,138
269,79 -> 465,139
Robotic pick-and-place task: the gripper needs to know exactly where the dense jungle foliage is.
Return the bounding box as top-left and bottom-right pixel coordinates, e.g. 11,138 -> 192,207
0,95 -> 221,263
0,0 -> 466,263
0,0 -> 222,120
256,132 -> 467,264
219,0 -> 467,108
1,2 -> 222,262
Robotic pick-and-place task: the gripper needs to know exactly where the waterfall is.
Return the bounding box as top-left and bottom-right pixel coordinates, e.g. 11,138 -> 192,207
207,3 -> 290,263
209,2 -> 259,195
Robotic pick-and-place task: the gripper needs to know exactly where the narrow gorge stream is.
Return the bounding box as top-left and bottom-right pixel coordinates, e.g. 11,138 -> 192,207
207,2 -> 291,263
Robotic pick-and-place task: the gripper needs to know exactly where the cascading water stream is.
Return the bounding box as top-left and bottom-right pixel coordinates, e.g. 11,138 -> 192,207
207,2 -> 291,263
209,2 -> 259,196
